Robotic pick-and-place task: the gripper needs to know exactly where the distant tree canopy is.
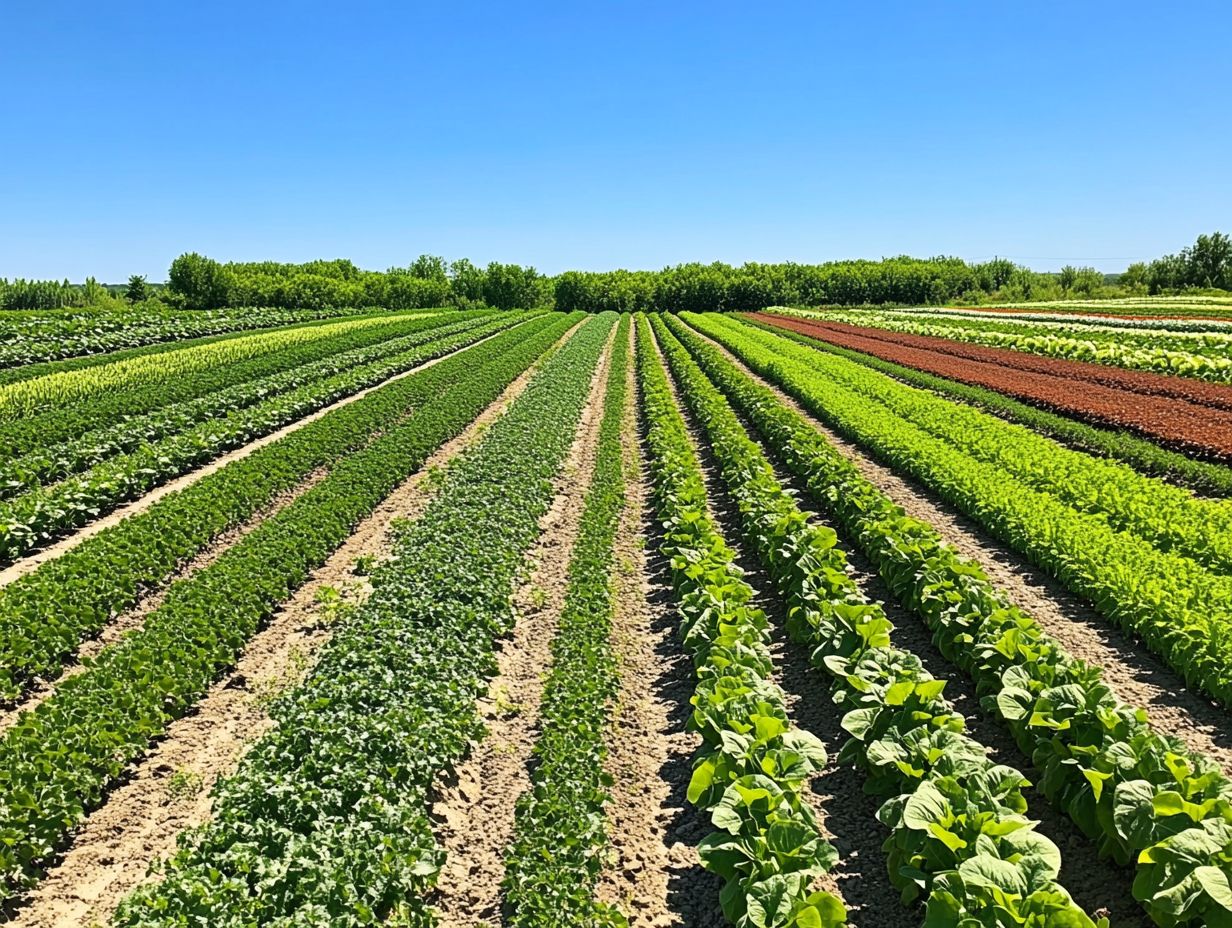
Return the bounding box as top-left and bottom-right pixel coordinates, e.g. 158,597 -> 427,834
8,232 -> 1227,313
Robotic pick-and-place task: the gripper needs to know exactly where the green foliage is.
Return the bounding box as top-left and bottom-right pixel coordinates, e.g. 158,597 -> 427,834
653,313 -> 1097,926
112,312 -> 610,925
674,311 -> 1232,926
635,314 -> 845,928
1143,232 -> 1232,294
0,313 -> 584,908
124,275 -> 148,304
502,315 -> 631,926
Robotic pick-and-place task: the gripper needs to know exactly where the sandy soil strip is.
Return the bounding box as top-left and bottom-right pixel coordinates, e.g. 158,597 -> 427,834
596,324 -> 722,927
429,324 -> 616,927
0,470 -> 330,736
1,321 -> 567,928
687,321 -> 1232,776
0,318 -> 531,590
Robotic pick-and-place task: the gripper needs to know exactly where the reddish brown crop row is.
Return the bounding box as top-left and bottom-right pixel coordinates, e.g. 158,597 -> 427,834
756,312 -> 1232,462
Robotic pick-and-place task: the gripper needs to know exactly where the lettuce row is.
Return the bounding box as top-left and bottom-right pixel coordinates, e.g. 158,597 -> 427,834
741,315 -> 1232,499
782,307 -> 1232,383
0,311 -> 496,497
0,314 -> 517,565
653,313 -> 1099,927
113,313 -> 614,927
749,317 -> 1232,579
0,314 -> 541,703
687,312 -> 1232,707
502,315 -> 631,926
635,314 -> 845,928
0,313 -> 584,905
669,312 -> 1232,927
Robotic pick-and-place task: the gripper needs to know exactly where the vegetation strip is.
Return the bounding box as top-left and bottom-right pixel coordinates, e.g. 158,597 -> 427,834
0,315 -> 516,565
784,308 -> 1232,383
0,303 -> 400,372
742,315 -> 1232,498
111,313 -> 613,927
0,313 -> 582,907
669,313 -> 1232,927
687,312 -> 1232,708
654,314 -> 1099,927
501,315 -> 630,926
635,313 -> 846,928
0,311 -> 491,493
762,313 -> 1232,463
0,316 -> 550,704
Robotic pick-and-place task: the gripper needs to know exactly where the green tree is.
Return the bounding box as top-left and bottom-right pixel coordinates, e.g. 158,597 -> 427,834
125,274 -> 148,303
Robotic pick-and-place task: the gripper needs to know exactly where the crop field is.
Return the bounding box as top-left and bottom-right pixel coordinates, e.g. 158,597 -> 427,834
1,303 -> 1231,928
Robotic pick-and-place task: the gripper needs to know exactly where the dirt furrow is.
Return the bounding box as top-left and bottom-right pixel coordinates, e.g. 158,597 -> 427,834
687,321 -> 1232,775
429,324 -> 615,927
598,323 -> 719,927
0,321 -> 564,928
0,318 -> 529,590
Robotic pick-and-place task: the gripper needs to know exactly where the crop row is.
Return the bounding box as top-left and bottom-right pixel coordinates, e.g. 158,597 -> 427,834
635,314 -> 845,928
753,316 -> 1232,575
0,312 -> 499,498
793,308 -> 1232,382
0,302 -> 401,374
0,314 -> 554,704
0,312 -> 583,904
652,314 -> 1098,926
897,305 -> 1232,335
743,315 -> 1232,498
0,310 -> 446,421
0,309 -> 484,467
0,314 -> 516,565
113,313 -> 615,927
502,315 -> 631,927
666,313 -> 1232,927
689,313 -> 1232,708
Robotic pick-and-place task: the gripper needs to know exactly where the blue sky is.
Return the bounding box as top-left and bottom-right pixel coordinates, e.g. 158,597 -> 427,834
2,0 -> 1229,281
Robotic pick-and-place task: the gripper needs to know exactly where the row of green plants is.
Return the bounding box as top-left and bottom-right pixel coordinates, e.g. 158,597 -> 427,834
0,304 -> 405,383
0,315 -> 555,704
652,313 -> 1100,926
502,316 -> 631,926
113,313 -> 614,926
0,315 -> 513,565
666,313 -> 1232,927
688,314 -> 1232,707
889,305 -> 1232,335
742,316 -> 1232,498
0,309 -> 443,420
0,312 -> 585,905
787,308 -> 1232,383
635,314 -> 846,928
0,311 -> 471,459
0,313 -> 496,497
745,317 -> 1232,577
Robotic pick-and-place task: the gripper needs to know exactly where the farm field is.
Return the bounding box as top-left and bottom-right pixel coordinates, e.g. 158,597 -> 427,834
0,305 -> 1230,928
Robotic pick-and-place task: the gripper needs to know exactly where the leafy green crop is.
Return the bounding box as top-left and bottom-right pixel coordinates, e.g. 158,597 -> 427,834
667,312 -> 1232,927
636,314 -> 844,928
653,313 -> 1098,927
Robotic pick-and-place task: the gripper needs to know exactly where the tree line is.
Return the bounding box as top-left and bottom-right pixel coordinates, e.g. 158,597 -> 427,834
5,232 -> 1227,312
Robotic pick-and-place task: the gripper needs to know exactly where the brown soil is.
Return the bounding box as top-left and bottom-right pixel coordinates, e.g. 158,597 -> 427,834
0,320 -> 529,590
597,322 -> 721,927
756,313 -> 1232,460
690,320 -> 1232,774
429,323 -> 615,926
0,321 -> 565,928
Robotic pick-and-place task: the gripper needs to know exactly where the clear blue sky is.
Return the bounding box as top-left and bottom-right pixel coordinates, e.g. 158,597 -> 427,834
3,0 -> 1229,281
